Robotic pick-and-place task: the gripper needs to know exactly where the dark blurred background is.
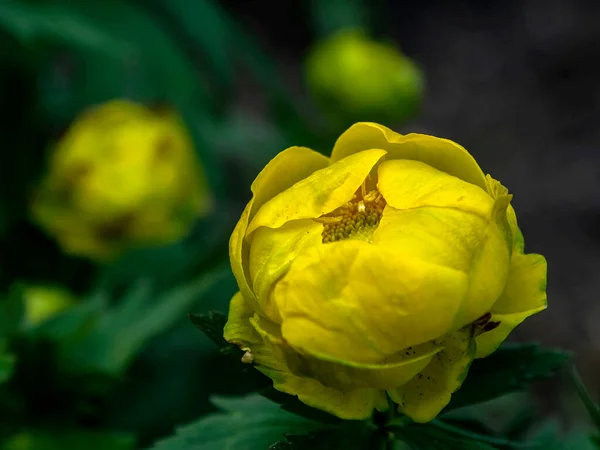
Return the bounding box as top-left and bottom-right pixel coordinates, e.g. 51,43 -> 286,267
230,0 -> 600,365
0,0 -> 599,448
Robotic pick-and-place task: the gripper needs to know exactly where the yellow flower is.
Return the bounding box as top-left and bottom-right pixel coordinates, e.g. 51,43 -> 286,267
305,28 -> 423,123
23,285 -> 75,326
32,100 -> 211,261
224,122 -> 547,423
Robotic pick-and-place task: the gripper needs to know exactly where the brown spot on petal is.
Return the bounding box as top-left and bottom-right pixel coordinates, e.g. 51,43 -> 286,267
95,213 -> 134,241
482,321 -> 501,333
473,312 -> 492,327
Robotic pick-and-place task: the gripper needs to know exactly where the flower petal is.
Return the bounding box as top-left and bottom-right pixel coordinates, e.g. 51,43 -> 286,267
373,206 -> 488,274
224,291 -> 259,347
377,159 -> 493,217
388,327 -> 475,423
248,219 -> 324,322
485,175 -> 524,252
252,314 -> 443,390
376,160 -> 512,328
224,292 -> 387,420
247,149 -> 386,235
249,146 -> 330,220
230,147 -> 329,308
275,240 -> 469,364
229,203 -> 258,307
476,252 -> 547,358
331,122 -> 486,189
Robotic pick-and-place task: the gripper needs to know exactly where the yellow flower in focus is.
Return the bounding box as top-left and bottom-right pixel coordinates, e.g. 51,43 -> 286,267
305,29 -> 423,123
32,100 -> 211,261
23,285 -> 75,326
224,122 -> 547,422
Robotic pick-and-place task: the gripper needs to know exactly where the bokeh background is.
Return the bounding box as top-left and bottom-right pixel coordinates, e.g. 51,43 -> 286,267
0,0 -> 599,448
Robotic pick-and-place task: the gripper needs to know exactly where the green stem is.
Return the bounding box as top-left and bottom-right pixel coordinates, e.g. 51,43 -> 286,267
569,364 -> 600,430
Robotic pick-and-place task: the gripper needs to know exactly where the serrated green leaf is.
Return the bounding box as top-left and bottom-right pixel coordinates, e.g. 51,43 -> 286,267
393,421 -> 499,450
1,429 -> 135,450
268,422 -> 374,450
446,343 -> 571,411
189,310 -> 230,349
61,265 -> 228,375
149,394 -> 327,450
0,0 -> 132,57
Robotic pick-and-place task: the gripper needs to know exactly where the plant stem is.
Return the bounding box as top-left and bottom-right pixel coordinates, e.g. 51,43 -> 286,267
569,364 -> 600,430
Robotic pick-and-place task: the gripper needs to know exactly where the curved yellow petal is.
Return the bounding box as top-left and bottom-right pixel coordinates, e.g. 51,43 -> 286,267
229,203 -> 258,308
293,343 -> 441,390
247,149 -> 386,235
248,219 -> 324,322
388,327 -> 475,423
251,314 -> 442,390
275,240 -> 469,364
331,122 -> 486,189
229,147 -> 329,309
485,175 -> 524,252
376,160 -> 512,328
373,206 -> 488,274
476,252 -> 547,358
224,292 -> 387,420
248,146 -> 330,219
224,291 -> 259,348
377,159 -> 493,218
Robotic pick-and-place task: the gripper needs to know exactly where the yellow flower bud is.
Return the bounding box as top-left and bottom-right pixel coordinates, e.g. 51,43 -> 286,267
224,122 -> 547,422
305,29 -> 423,123
32,100 -> 211,261
23,285 -> 75,327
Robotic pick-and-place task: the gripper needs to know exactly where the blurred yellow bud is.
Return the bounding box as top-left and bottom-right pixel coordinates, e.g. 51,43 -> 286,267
23,285 -> 76,326
32,100 -> 212,261
305,28 -> 423,124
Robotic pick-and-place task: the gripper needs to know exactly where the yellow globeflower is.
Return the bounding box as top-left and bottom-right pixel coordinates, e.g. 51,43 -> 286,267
305,28 -> 423,123
224,123 -> 547,423
32,100 -> 211,261
23,285 -> 75,327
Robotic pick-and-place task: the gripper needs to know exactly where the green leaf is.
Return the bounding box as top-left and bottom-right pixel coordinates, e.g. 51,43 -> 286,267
1,429 -> 135,450
149,394 -> 327,450
36,0 -> 210,126
268,422 -> 375,450
189,310 -> 230,349
308,0 -> 368,36
0,285 -> 25,337
446,343 -> 571,411
0,0 -> 132,57
148,0 -> 235,94
62,265 -> 229,375
393,421 -> 499,450
0,347 -> 15,384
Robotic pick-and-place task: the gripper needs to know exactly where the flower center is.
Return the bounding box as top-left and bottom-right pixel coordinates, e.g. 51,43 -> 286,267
316,178 -> 386,243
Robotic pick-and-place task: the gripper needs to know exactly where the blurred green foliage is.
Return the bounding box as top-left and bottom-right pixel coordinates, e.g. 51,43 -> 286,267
0,0 -> 592,449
